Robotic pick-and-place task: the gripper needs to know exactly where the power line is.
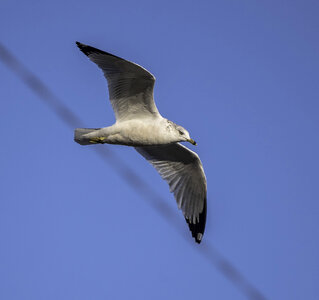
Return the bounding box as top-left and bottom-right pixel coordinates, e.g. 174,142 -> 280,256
0,42 -> 268,300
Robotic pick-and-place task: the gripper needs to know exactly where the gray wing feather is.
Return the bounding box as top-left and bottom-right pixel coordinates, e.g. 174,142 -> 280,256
76,42 -> 160,121
135,143 -> 207,243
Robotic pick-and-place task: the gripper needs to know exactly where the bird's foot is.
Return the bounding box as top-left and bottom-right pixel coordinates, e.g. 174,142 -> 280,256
89,137 -> 106,144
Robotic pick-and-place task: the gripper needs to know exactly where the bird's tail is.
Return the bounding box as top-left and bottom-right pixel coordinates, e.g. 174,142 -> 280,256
74,128 -> 101,145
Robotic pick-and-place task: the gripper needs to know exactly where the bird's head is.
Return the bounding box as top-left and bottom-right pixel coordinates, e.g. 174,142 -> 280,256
175,125 -> 197,146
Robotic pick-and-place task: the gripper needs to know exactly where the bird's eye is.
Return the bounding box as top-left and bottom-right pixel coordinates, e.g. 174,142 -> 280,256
179,130 -> 184,135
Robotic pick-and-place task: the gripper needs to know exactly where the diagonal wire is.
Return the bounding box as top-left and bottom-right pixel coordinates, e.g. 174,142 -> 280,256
0,42 -> 268,300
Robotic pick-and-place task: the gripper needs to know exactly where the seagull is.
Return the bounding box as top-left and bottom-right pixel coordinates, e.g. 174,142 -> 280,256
74,42 -> 207,243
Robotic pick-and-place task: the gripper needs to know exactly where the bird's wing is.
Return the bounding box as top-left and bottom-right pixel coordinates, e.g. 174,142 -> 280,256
135,143 -> 207,243
76,42 -> 160,121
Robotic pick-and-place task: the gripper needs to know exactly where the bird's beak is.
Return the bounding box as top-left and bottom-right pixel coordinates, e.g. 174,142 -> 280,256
188,138 -> 197,146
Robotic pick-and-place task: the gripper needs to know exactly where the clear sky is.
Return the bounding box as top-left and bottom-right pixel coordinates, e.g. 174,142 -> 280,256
1,0 -> 318,299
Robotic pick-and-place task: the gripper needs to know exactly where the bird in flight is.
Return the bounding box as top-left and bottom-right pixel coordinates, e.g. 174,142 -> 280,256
74,42 -> 207,243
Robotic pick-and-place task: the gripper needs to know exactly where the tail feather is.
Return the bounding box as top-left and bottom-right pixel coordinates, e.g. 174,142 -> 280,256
74,128 -> 100,145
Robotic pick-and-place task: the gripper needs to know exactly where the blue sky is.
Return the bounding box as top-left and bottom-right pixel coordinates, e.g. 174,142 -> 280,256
1,0 -> 319,299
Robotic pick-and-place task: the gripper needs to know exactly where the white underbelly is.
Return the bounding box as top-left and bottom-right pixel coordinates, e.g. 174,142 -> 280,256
106,119 -> 174,146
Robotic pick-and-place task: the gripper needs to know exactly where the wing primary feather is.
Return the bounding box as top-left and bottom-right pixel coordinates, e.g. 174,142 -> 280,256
76,41 -> 123,60
185,199 -> 207,244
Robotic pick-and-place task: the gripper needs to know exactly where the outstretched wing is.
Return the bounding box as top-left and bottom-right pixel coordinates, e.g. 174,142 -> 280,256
135,143 -> 207,243
76,42 -> 160,121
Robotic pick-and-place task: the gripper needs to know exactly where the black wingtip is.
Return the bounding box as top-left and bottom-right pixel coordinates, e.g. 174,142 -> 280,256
75,41 -> 123,60
185,199 -> 207,244
75,41 -> 84,49
75,41 -> 97,56
75,41 -> 83,50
